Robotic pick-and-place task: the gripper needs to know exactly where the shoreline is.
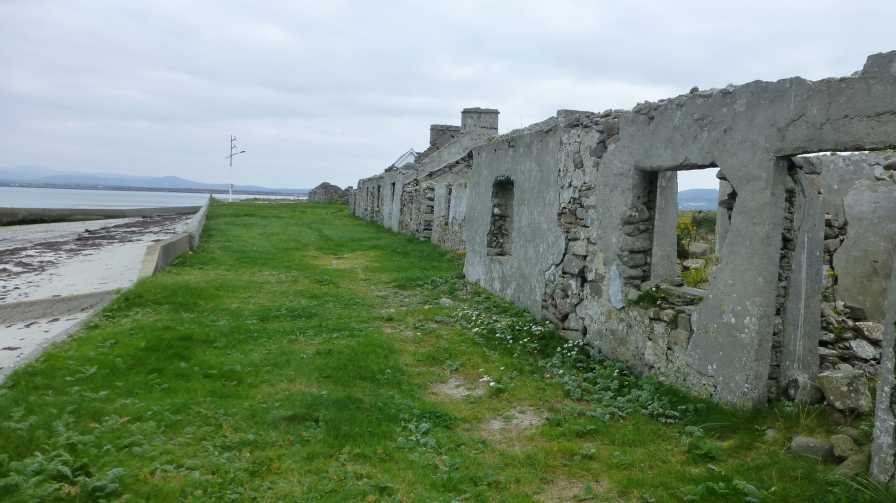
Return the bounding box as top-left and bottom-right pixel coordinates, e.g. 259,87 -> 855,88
0,201 -> 209,382
0,182 -> 306,197
0,204 -> 201,226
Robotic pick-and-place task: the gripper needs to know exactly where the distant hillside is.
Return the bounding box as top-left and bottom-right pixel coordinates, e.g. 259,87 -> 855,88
678,188 -> 718,210
0,166 -> 308,195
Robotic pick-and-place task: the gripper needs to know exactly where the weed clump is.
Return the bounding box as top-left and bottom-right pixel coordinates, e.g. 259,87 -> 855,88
439,276 -> 696,424
0,412 -> 127,501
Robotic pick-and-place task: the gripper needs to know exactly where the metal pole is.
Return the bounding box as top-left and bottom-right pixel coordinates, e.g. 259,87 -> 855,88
225,135 -> 245,203
229,136 -> 234,203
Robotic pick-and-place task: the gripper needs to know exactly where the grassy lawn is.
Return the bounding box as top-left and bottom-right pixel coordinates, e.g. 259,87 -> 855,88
0,201 -> 887,502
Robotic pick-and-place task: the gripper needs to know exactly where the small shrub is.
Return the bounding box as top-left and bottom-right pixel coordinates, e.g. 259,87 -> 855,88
691,211 -> 717,236
682,267 -> 709,288
677,215 -> 697,258
686,437 -> 722,462
628,287 -> 667,308
680,425 -> 722,462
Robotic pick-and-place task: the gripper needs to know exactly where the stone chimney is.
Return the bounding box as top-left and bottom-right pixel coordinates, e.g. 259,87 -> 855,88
429,124 -> 462,149
461,107 -> 500,135
861,51 -> 896,78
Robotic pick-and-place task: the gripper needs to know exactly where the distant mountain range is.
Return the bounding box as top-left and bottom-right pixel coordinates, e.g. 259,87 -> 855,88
1,166 -> 716,206
0,166 -> 308,195
678,188 -> 718,210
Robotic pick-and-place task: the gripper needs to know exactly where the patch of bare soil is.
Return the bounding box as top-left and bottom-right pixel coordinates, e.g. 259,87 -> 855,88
481,406 -> 546,442
381,323 -> 417,338
430,376 -> 486,399
538,478 -> 607,502
309,251 -> 376,270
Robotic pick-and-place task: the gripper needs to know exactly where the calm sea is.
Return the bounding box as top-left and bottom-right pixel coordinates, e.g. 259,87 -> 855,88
0,186 -> 299,209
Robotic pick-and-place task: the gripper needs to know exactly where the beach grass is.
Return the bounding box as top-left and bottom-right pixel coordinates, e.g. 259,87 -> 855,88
0,201 -> 888,502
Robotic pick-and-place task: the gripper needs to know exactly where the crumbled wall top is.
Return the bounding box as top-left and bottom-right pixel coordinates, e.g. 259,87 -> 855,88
861,50 -> 896,78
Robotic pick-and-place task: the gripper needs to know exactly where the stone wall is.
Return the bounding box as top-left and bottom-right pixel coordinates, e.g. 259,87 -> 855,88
348,52 -> 896,465
806,152 -> 896,321
465,113 -> 592,316
355,174 -> 384,222
351,108 -> 499,239
792,153 -> 896,380
426,154 -> 472,251
542,111 -> 620,339
575,52 -> 896,408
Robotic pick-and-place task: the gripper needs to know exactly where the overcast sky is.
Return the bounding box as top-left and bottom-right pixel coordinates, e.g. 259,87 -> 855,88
1,1 -> 893,190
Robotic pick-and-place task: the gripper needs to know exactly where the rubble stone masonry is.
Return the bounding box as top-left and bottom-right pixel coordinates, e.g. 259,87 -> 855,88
346,51 -> 896,484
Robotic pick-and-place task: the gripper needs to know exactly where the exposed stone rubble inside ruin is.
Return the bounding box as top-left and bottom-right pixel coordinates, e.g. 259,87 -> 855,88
347,51 -> 896,485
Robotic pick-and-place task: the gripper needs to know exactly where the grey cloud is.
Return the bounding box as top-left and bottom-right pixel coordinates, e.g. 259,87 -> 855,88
1,0 -> 893,188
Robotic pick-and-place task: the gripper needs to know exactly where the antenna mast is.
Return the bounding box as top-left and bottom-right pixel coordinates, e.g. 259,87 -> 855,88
226,135 -> 246,202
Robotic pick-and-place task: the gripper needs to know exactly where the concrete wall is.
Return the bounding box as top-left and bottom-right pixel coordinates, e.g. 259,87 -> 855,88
354,174 -> 385,222
139,198 -> 211,277
464,117 -> 573,315
430,124 -> 462,149
428,158 -> 471,251
349,51 -> 896,411
871,257 -> 896,486
650,171 -> 679,283
139,234 -> 192,277
461,107 -> 499,135
835,178 -> 896,320
795,153 -> 896,322
416,129 -> 494,177
379,169 -> 416,232
574,53 -> 896,407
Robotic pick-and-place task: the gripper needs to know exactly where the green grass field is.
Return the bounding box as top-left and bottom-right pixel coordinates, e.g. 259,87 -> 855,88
0,202 -> 888,502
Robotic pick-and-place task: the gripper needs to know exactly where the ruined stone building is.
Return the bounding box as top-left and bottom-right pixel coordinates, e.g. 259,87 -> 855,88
349,51 -> 896,483
308,182 -> 348,203
353,108 -> 499,250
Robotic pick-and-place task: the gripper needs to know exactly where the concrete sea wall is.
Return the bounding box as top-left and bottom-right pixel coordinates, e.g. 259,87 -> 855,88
0,199 -> 210,383
139,198 -> 210,277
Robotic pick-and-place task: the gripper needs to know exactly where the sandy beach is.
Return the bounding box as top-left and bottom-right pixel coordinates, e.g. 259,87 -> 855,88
0,215 -> 192,379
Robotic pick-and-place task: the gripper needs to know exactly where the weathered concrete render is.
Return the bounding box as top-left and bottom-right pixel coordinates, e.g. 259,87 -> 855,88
350,51 -> 896,412
797,152 -> 896,322
426,155 -> 472,251
572,52 -> 896,407
787,152 -> 895,380
464,112 -> 596,315
870,258 -> 896,486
